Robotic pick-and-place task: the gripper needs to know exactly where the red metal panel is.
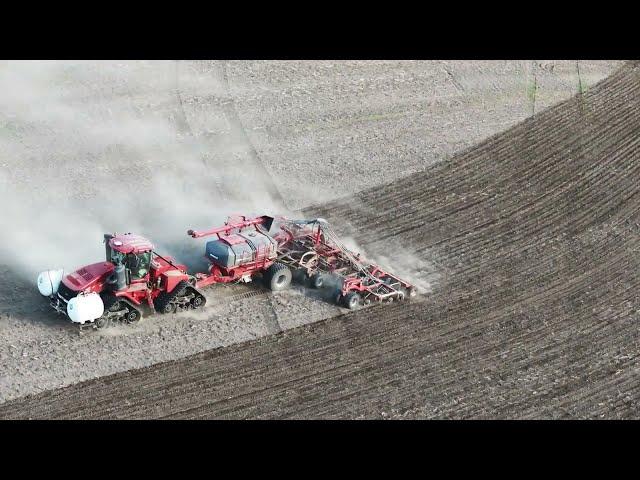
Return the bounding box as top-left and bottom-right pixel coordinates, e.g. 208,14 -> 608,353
110,233 -> 154,254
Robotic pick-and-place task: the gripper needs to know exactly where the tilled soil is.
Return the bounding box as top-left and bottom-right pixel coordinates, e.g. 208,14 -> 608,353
0,281 -> 340,403
1,60 -> 617,404
2,61 -> 638,419
227,60 -> 623,210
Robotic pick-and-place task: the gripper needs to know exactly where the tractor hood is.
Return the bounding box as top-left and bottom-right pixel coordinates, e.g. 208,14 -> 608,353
62,262 -> 115,293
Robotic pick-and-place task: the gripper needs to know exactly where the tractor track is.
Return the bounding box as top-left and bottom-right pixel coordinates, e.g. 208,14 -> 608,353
172,61 -> 286,209
213,61 -> 286,333
216,61 -> 287,209
173,60 -> 226,199
2,62 -> 640,419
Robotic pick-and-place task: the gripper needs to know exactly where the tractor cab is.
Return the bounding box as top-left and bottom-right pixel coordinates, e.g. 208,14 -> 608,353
105,233 -> 155,288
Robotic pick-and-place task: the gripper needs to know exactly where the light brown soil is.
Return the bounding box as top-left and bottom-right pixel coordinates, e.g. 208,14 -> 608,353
1,60 -> 618,404
1,61 -> 638,419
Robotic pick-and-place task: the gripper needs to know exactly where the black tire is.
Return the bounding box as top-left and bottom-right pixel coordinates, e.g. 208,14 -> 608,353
292,268 -> 308,285
310,273 -> 324,289
342,292 -> 362,310
333,288 -> 342,305
124,307 -> 141,324
190,290 -> 206,310
264,263 -> 292,291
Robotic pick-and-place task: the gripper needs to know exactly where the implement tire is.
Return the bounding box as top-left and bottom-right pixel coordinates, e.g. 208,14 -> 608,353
310,273 -> 324,289
342,292 -> 362,310
264,263 -> 292,292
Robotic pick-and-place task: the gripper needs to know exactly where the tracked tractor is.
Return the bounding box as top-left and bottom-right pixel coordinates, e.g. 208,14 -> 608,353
37,233 -> 206,329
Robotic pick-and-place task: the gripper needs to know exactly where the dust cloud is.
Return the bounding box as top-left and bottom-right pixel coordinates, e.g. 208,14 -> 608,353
338,235 -> 439,294
0,60 -> 287,279
0,60 -> 428,289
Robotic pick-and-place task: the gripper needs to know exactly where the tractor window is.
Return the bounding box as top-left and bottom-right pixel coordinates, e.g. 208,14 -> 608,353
111,250 -> 125,265
127,252 -> 151,280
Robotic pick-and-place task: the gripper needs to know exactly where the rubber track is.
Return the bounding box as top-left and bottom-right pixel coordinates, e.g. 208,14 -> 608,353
3,62 -> 640,419
153,280 -> 190,313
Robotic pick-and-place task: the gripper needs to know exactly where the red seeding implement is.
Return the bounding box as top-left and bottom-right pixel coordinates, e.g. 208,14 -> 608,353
189,215 -> 415,309
187,215 -> 288,291
37,214 -> 415,330
271,217 -> 416,308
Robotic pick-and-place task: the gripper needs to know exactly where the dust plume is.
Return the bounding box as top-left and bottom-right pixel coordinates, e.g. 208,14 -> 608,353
0,60 -> 287,280
337,235 -> 440,294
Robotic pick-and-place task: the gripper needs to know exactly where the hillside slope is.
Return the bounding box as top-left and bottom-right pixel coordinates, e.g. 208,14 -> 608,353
2,62 -> 638,419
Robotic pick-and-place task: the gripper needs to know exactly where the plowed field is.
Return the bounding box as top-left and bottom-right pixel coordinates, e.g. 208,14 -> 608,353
2,62 -> 638,419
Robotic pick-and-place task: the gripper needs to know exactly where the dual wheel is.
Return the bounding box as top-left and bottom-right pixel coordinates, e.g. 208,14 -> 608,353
302,271 -> 360,310
264,263 -> 292,291
341,291 -> 362,310
294,271 -> 327,289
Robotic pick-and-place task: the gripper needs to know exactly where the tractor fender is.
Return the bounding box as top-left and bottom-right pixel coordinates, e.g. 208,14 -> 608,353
161,270 -> 190,293
113,295 -> 143,312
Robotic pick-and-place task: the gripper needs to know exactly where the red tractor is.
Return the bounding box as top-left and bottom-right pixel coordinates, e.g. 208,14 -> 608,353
38,232 -> 206,329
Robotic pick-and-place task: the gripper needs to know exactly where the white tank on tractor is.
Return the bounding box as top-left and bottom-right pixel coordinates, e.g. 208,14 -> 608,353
37,269 -> 65,297
67,292 -> 105,324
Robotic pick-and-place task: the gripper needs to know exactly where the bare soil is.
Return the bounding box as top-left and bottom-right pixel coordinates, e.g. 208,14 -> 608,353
0,60 -> 618,405
1,61 -> 638,419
